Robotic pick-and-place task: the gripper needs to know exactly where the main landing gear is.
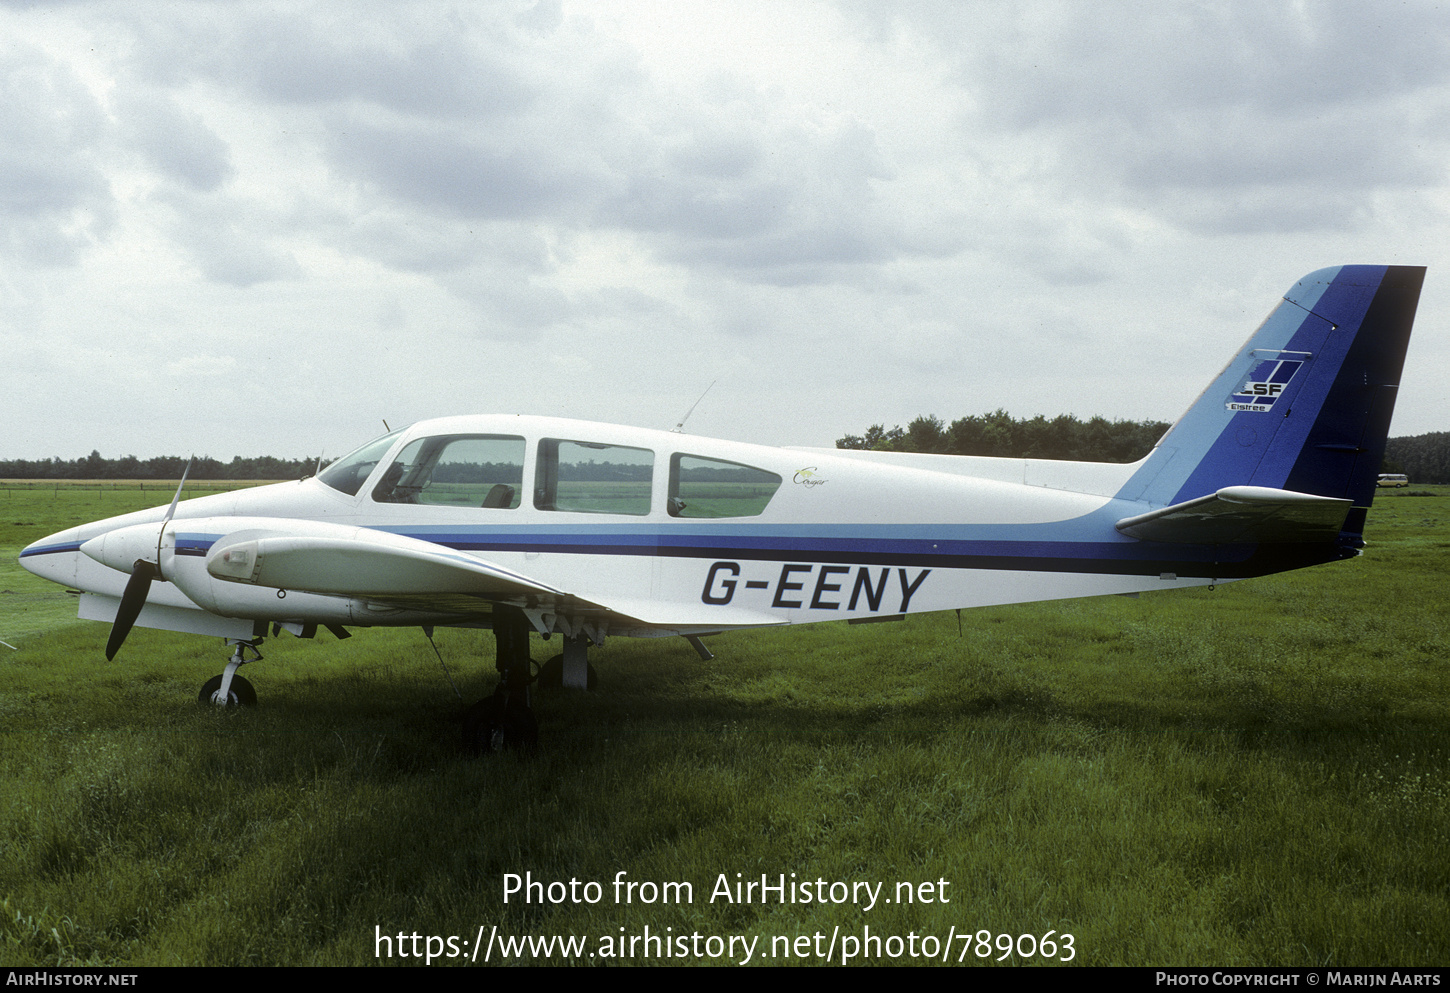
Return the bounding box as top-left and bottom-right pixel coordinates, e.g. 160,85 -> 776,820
460,607 -> 605,753
462,607 -> 539,753
199,639 -> 262,707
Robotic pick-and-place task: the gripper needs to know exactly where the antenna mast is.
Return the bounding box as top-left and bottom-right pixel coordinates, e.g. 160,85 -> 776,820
672,380 -> 717,433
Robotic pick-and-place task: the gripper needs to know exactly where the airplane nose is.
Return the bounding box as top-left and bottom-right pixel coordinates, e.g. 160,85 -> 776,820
19,531 -> 82,586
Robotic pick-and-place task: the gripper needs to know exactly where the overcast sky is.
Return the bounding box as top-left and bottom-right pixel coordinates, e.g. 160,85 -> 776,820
3,0 -> 1447,463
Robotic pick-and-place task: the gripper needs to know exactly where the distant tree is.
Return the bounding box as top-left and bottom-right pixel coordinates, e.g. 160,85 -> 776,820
837,424 -> 906,451
905,415 -> 948,454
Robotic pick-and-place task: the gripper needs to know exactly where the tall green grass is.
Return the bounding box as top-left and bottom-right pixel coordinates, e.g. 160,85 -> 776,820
1,488 -> 1446,965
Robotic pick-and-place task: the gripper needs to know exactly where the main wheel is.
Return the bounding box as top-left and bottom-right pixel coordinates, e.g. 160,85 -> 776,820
198,673 -> 257,707
462,695 -> 538,754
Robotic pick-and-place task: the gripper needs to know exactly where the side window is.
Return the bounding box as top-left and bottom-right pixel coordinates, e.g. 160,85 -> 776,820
372,435 -> 524,507
535,440 -> 653,515
669,454 -> 782,518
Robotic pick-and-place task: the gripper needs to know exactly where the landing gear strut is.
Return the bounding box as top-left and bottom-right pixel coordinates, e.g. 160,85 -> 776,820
199,640 -> 262,707
462,607 -> 539,753
536,634 -> 599,690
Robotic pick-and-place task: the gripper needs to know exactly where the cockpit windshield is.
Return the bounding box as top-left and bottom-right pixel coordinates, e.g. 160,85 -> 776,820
317,430 -> 403,496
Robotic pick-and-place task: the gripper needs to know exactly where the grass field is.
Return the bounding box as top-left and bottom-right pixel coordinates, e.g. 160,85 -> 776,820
1,483 -> 1447,966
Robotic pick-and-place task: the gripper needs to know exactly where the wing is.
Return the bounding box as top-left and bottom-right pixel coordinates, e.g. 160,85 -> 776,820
204,520 -> 781,630
1114,486 -> 1353,544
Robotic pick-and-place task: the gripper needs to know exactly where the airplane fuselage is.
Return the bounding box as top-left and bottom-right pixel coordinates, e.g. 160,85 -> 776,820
20,413 -> 1234,645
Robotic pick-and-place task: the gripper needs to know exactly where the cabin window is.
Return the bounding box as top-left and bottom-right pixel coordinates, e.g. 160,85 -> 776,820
372,435 -> 525,507
318,430 -> 403,496
668,454 -> 782,518
535,440 -> 653,515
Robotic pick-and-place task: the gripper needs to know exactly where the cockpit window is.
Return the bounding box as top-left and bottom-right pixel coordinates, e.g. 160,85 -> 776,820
317,430 -> 403,496
535,440 -> 653,515
372,435 -> 525,507
669,454 -> 781,518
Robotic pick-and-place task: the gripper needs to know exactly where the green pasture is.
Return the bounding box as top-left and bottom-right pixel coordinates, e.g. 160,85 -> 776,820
0,485 -> 1446,966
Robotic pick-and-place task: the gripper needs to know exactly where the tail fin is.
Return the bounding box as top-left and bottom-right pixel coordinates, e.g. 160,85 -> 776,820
1118,265 -> 1425,544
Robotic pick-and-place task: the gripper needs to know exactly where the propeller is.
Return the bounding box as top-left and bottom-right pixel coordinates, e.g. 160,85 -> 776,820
101,461 -> 190,660
106,560 -> 159,660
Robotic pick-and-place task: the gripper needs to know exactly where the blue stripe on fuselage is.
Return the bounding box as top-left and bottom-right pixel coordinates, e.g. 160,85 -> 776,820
18,541 -> 84,558
366,519 -> 1280,577
22,517 -> 1342,581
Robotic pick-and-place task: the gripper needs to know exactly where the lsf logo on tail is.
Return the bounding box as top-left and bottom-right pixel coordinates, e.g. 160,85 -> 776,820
1227,358 -> 1304,412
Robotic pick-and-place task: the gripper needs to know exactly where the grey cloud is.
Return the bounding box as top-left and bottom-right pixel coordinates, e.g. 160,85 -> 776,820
346,216 -> 508,275
326,115 -> 608,222
155,189 -> 301,287
0,39 -> 113,265
611,173 -> 793,240
604,117 -> 918,280
441,267 -> 573,336
892,1 -> 1450,128
663,225 -> 895,285
128,6 -> 540,120
669,136 -> 761,180
856,0 -> 1450,234
182,229 -> 301,287
115,92 -> 233,191
99,5 -> 952,289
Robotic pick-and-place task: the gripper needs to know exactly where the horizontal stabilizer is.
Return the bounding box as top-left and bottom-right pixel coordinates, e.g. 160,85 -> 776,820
1114,486 -> 1352,544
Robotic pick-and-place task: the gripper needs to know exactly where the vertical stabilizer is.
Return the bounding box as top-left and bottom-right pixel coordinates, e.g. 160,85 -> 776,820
1118,265 -> 1425,546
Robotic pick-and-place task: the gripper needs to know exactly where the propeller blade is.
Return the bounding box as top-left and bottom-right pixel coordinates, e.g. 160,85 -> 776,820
106,559 -> 159,661
166,459 -> 192,520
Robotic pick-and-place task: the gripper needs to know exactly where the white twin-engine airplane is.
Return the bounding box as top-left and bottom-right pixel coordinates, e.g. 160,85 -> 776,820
20,265 -> 1426,750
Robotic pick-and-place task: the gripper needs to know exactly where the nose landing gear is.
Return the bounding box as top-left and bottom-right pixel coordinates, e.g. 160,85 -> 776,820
199,640 -> 262,707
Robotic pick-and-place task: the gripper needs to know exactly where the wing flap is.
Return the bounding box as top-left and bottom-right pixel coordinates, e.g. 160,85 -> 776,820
1115,485 -> 1352,544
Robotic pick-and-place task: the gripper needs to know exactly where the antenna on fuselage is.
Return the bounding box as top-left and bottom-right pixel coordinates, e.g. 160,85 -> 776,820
672,380 -> 717,433
382,419 -> 391,432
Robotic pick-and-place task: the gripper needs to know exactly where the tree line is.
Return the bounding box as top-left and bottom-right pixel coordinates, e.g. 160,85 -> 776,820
1384,432 -> 1450,484
839,412 -> 1450,482
0,451 -> 317,480
837,411 -> 1171,463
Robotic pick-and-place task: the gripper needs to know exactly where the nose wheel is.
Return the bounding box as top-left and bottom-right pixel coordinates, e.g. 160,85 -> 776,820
199,639 -> 262,708
199,672 -> 257,707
